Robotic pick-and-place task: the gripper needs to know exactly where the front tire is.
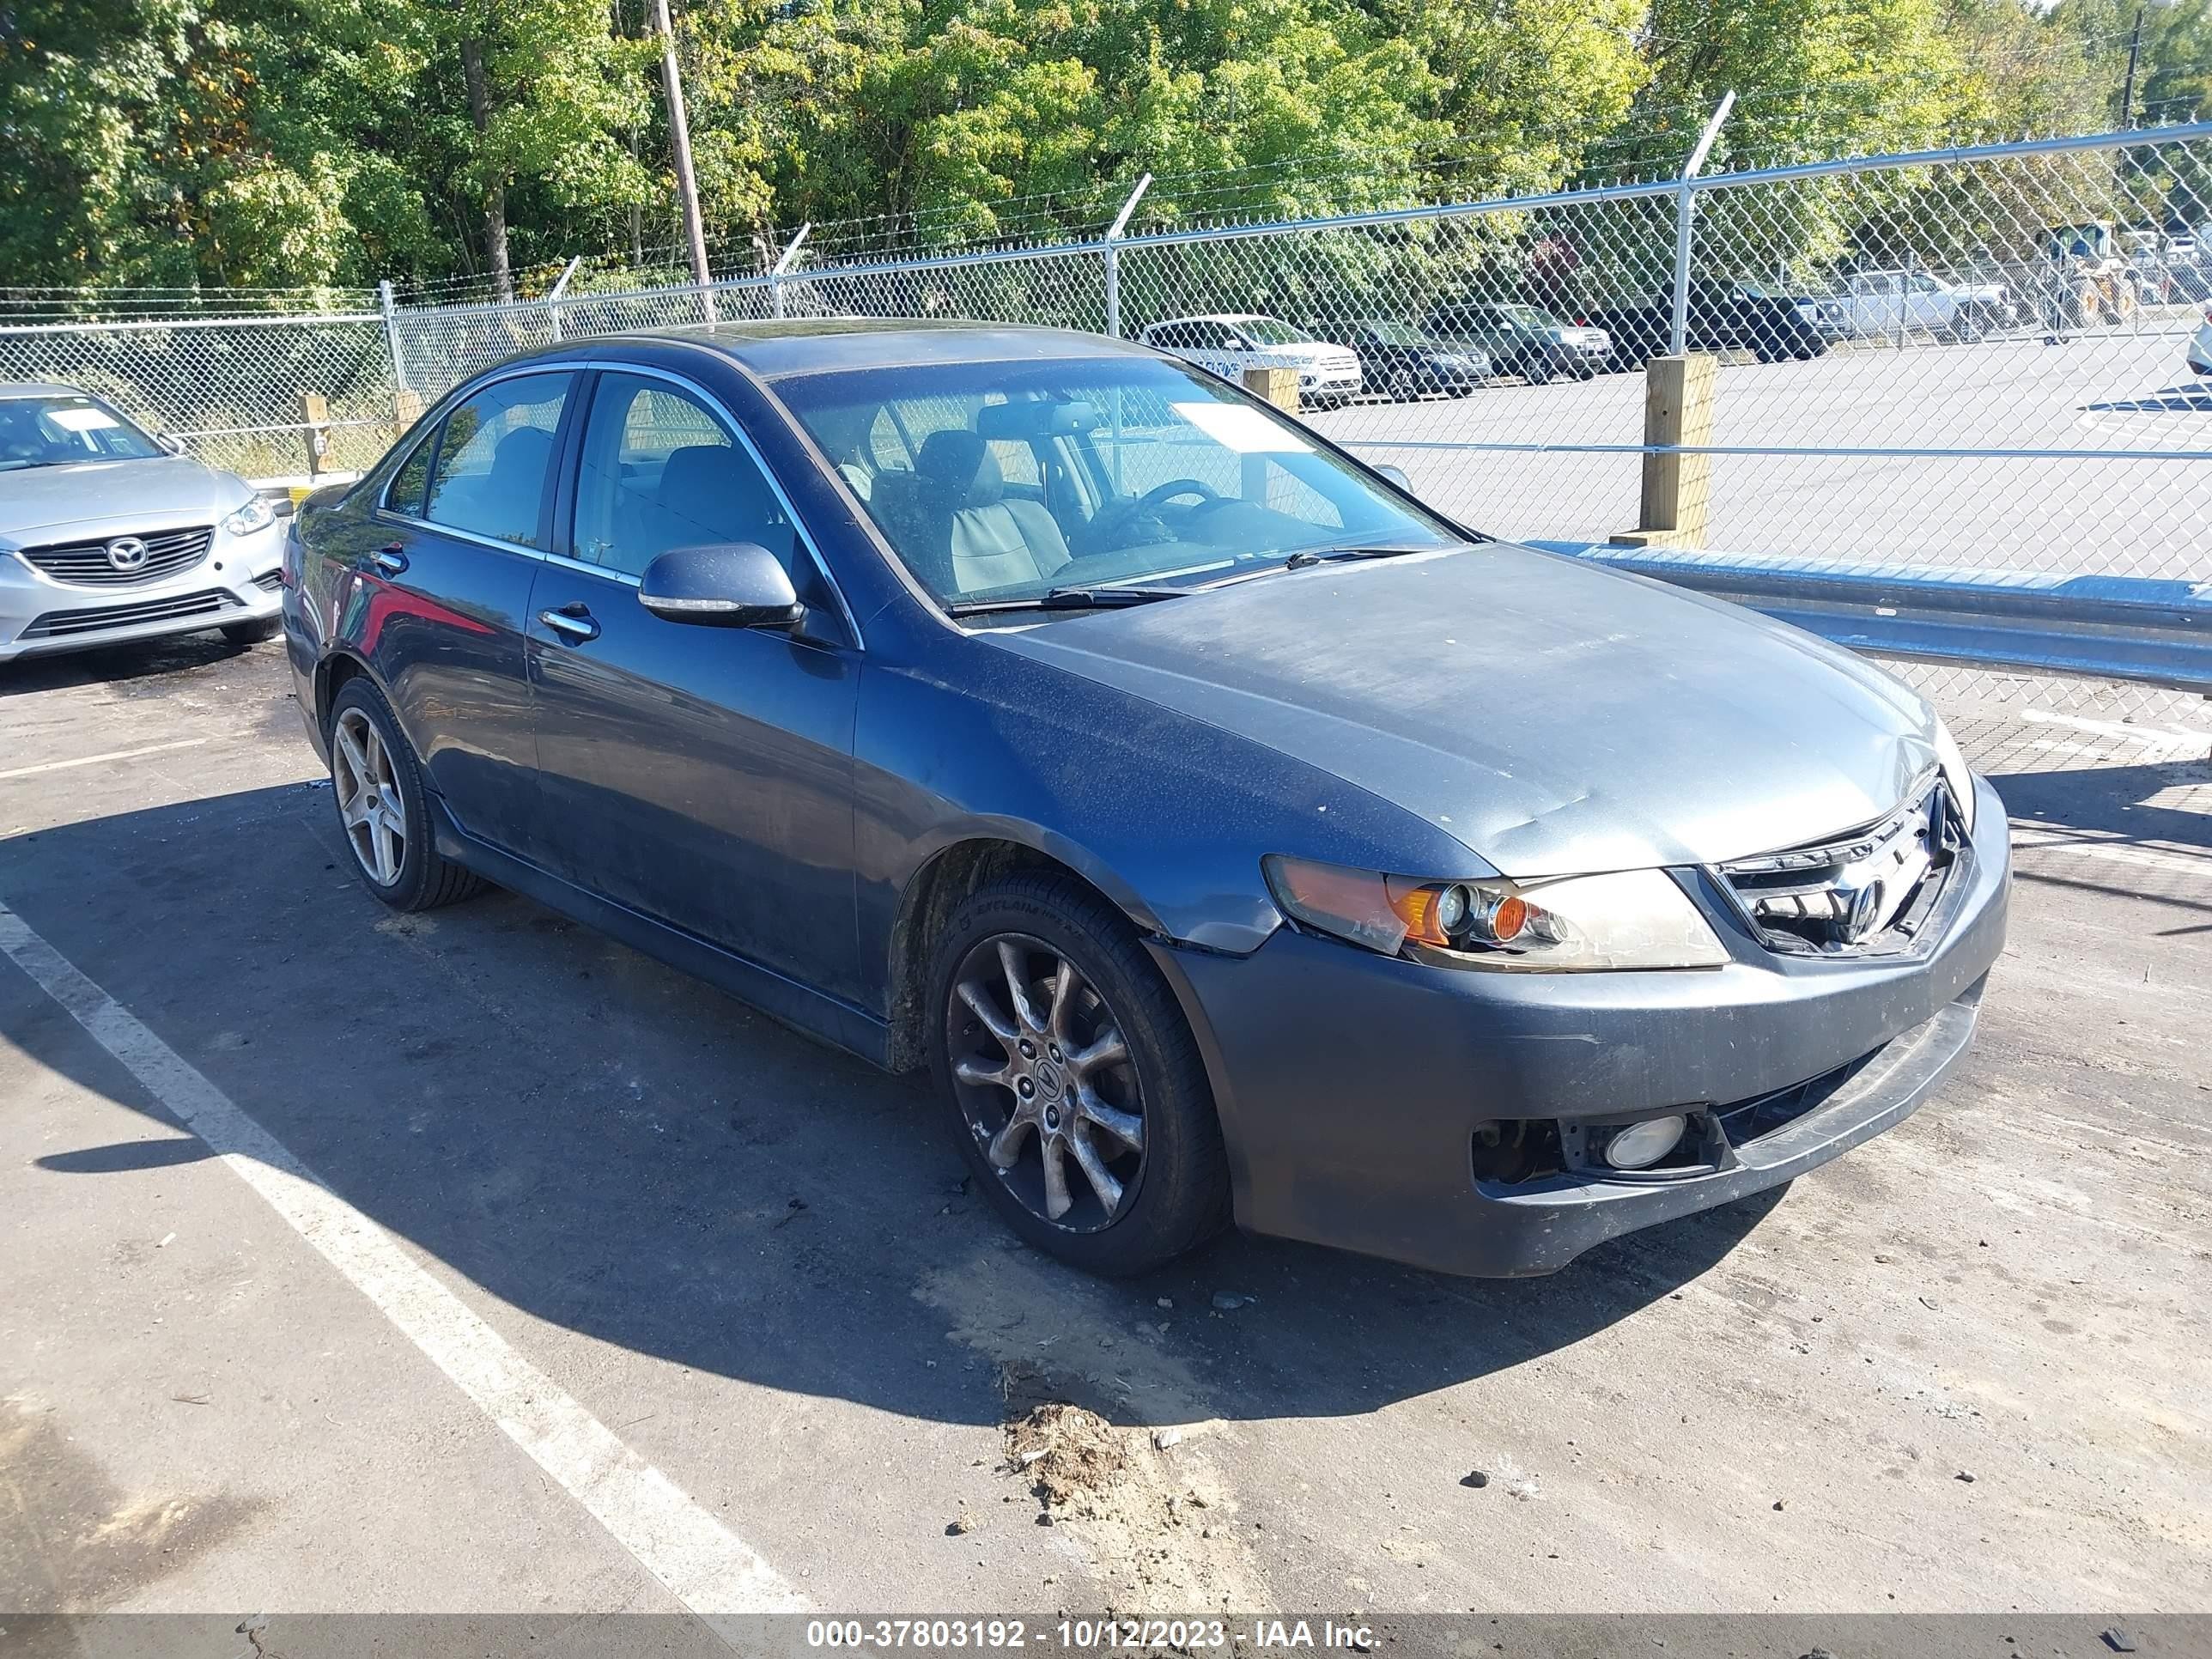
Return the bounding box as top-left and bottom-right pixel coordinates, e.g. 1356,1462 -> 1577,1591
927,873 -> 1230,1276
325,678 -> 486,912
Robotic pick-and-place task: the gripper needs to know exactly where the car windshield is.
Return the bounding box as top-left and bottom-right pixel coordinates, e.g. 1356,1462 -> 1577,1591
1235,318 -> 1313,345
775,356 -> 1463,611
1498,304 -> 1557,328
0,394 -> 167,471
1365,322 -> 1431,346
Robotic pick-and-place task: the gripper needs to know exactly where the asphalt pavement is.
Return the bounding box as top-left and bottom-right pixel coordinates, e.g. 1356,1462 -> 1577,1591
1316,324 -> 2212,580
3,633 -> 2209,1650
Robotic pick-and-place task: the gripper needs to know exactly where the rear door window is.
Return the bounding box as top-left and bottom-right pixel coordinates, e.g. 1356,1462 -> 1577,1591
422,373 -> 574,548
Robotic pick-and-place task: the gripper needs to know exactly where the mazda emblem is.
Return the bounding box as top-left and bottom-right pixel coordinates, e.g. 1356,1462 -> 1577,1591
105,536 -> 150,572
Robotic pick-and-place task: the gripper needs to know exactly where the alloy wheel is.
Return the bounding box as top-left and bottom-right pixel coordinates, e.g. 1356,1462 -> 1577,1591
332,707 -> 407,885
946,933 -> 1146,1231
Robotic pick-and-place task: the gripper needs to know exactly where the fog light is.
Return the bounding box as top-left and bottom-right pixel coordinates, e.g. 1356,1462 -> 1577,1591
1604,1115 -> 1687,1170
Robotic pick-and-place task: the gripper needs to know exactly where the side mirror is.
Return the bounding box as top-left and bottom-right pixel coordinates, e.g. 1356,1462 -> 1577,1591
155,433 -> 184,455
639,542 -> 803,629
1372,463 -> 1415,494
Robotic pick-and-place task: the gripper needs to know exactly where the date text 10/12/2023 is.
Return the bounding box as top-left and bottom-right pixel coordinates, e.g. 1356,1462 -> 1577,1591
805,1620 -> 1378,1650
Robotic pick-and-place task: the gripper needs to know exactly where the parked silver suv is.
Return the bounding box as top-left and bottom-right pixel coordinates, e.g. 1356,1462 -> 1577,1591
0,384 -> 284,664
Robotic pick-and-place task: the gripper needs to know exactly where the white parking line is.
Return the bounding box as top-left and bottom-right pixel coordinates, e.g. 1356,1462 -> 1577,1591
2017,708 -> 2212,754
0,737 -> 211,782
0,897 -> 805,1631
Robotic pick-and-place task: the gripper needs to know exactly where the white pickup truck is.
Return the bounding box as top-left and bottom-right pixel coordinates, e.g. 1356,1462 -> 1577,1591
1815,270 -> 2019,343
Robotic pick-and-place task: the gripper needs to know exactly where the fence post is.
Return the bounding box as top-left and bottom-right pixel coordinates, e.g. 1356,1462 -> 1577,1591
1103,174 -> 1152,337
1897,247 -> 1912,349
1610,354 -> 1717,549
392,387 -> 425,436
771,223 -> 812,320
546,256 -> 581,342
1668,93 -> 1735,356
379,279 -> 409,392
300,392 -> 332,479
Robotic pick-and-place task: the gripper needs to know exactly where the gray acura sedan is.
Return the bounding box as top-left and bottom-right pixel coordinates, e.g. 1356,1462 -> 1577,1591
0,384 -> 284,662
283,322 -> 2008,1278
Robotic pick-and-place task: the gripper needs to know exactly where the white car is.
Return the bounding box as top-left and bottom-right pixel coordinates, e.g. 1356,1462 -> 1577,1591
1,384 -> 284,663
1826,270 -> 2014,342
1139,314 -> 1363,407
2189,306 -> 2212,377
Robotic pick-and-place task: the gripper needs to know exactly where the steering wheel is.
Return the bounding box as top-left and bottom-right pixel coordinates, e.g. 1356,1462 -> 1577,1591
1136,478 -> 1223,513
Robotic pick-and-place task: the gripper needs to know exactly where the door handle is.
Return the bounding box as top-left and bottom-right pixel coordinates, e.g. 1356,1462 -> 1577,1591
369,544 -> 409,577
538,604 -> 600,644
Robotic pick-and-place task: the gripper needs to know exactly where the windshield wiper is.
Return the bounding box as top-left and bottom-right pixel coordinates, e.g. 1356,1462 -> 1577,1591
1179,543 -> 1467,592
944,584 -> 1188,617
1281,544 -> 1448,571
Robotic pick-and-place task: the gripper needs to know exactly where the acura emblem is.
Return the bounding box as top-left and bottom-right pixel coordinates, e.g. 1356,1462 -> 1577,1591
1842,881 -> 1886,944
105,536 -> 150,572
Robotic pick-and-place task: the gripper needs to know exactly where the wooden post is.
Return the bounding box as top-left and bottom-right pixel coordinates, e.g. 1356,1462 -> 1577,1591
1611,354 -> 1717,549
392,387 -> 425,434
1241,366 -> 1300,411
1240,367 -> 1301,504
300,392 -> 333,479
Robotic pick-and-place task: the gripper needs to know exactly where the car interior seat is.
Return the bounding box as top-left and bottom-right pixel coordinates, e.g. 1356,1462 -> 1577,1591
914,428 -> 1072,596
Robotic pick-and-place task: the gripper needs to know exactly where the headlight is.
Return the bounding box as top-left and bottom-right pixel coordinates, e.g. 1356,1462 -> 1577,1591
1261,855 -> 1729,972
1932,718 -> 1977,833
222,496 -> 276,537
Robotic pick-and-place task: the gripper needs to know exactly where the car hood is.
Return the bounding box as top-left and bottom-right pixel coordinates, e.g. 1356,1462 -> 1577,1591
1247,343 -> 1358,367
0,456 -> 249,542
988,544 -> 1941,878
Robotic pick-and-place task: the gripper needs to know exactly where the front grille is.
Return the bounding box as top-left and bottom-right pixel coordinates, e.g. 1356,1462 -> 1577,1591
1717,772 -> 1965,957
16,525 -> 214,587
21,588 -> 239,640
252,568 -> 283,592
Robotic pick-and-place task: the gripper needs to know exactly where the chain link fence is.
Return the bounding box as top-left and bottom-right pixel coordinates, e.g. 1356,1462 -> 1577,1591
9,119 -> 2208,738
0,312 -> 400,478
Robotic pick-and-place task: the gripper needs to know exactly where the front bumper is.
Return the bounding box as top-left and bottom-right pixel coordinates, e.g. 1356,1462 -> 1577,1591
0,526 -> 283,662
1153,773 -> 2010,1278
1297,365 -> 1364,396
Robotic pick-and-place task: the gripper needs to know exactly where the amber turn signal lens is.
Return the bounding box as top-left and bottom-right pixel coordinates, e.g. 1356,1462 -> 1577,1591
1491,895 -> 1528,940
1383,879 -> 1454,948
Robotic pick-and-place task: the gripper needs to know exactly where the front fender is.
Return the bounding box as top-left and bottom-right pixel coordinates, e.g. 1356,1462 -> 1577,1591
849,636 -> 1479,1013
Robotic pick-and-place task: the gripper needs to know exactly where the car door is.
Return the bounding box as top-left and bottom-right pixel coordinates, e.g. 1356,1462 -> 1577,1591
1907,274 -> 1948,331
1193,322 -> 1248,381
524,368 -> 863,1000
354,369 -> 574,854
1858,274 -> 1904,335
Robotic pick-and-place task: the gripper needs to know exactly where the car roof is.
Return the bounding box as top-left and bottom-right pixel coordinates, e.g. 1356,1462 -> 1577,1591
0,382 -> 90,400
1145,313 -> 1272,327
496,319 -> 1159,382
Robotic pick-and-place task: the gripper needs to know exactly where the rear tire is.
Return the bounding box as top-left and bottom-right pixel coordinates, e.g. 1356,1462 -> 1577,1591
325,678 -> 486,912
927,873 -> 1230,1276
222,617 -> 280,645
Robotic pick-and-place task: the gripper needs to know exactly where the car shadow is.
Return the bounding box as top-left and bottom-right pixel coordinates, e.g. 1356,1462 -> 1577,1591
2079,379 -> 2212,413
4,781 -> 1790,1431
0,631 -> 266,697
1991,757 -> 2212,850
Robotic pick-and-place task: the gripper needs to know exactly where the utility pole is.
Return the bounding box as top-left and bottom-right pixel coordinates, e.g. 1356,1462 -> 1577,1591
651,0 -> 715,319
2120,4 -> 2146,129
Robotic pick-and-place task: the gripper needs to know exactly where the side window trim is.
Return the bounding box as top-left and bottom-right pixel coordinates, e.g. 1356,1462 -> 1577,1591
380,420 -> 445,517
563,361 -> 861,642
